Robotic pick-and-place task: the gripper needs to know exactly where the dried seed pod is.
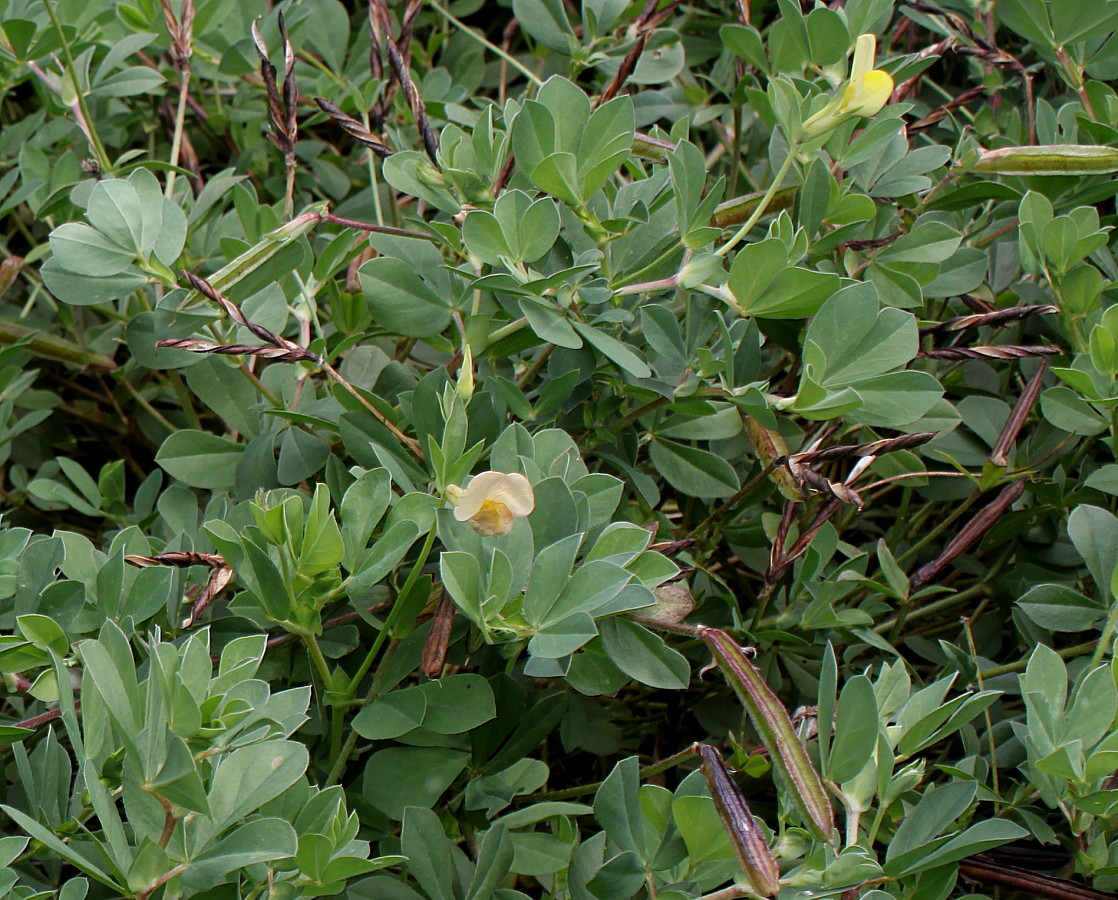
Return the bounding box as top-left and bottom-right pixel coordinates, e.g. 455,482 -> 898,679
697,742 -> 781,897
910,479 -> 1026,589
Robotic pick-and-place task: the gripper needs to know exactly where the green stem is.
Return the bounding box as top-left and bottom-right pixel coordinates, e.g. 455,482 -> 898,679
895,493 -> 979,566
165,68 -> 191,198
1090,602 -> 1118,668
41,0 -> 112,173
715,147 -> 797,258
346,525 -> 438,694
165,371 -> 203,430
304,632 -> 335,690
873,580 -> 987,635
979,641 -> 1097,679
362,113 -> 386,227
516,744 -> 698,803
427,0 -> 543,86
485,317 -> 527,347
325,640 -> 400,786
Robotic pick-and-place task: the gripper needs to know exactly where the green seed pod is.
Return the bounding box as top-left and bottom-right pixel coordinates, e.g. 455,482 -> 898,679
969,145 -> 1118,176
699,627 -> 836,843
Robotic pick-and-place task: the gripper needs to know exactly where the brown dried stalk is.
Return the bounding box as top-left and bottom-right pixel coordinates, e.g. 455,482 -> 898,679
906,0 -> 1035,140
421,591 -> 456,678
181,271 -> 308,354
696,743 -> 781,897
155,338 -> 318,362
597,33 -> 648,107
125,550 -> 233,628
890,37 -> 955,104
917,345 -> 1061,360
840,232 -> 904,253
367,0 -> 385,91
959,856 -> 1118,900
909,479 -> 1026,589
778,432 -> 939,509
369,0 -> 437,164
595,0 -> 677,107
160,0 -> 194,72
989,359 -> 1048,467
765,498 -> 844,588
769,499 -> 796,577
919,305 -> 1058,336
787,432 -> 937,465
369,0 -> 422,123
908,84 -> 986,133
125,551 -> 226,568
794,466 -> 864,508
252,13 -> 299,216
162,272 -> 424,457
959,293 -> 996,314
314,97 -> 393,157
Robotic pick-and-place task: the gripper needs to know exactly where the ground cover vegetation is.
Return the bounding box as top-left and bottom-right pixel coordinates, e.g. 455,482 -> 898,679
0,0 -> 1116,896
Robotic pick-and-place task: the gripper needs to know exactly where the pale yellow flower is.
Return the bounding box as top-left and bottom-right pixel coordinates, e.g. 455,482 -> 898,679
803,34 -> 893,138
448,471 -> 535,536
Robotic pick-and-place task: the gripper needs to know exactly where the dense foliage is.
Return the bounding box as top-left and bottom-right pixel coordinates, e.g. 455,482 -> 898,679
0,0 -> 1116,896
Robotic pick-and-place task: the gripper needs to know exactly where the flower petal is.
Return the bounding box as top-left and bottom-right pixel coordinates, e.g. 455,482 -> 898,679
849,33 -> 876,86
847,69 -> 893,117
453,471 -> 509,520
451,471 -> 535,524
488,473 -> 535,517
469,500 -> 514,536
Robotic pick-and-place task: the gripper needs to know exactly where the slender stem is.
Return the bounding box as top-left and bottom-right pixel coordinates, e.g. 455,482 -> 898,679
319,212 -> 433,240
238,363 -> 282,406
41,0 -> 112,173
963,616 -> 999,795
517,745 -> 698,803
427,0 -> 543,86
118,377 -> 178,433
361,112 -> 386,227
613,396 -> 669,431
715,147 -> 797,258
165,370 -> 203,429
346,526 -> 438,694
485,317 -> 527,347
1090,602 -> 1118,668
614,274 -> 680,296
979,641 -> 1097,679
693,463 -> 778,542
165,68 -> 192,198
136,864 -> 188,900
325,639 -> 400,786
284,155 -> 296,220
696,887 -> 751,900
873,580 -> 987,635
895,492 -> 979,565
319,359 -> 424,457
517,344 -> 553,389
613,243 -> 686,288
303,632 -> 334,690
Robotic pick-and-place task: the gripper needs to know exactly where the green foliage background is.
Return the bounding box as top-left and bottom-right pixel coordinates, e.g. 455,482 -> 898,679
0,0 -> 1116,896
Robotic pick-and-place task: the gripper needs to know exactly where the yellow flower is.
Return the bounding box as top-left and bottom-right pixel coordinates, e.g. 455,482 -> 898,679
803,34 -> 893,138
448,471 -> 535,536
